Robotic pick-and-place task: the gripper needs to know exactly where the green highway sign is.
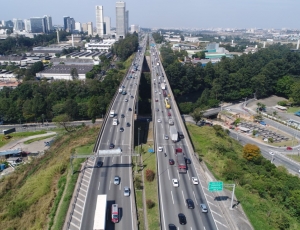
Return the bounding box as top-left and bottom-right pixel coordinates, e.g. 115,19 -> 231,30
208,181 -> 223,192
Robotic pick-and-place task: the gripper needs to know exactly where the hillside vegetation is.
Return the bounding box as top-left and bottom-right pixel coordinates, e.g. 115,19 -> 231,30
187,124 -> 300,230
0,125 -> 99,230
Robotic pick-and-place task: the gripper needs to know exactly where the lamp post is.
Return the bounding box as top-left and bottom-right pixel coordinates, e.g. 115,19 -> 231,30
137,127 -> 141,173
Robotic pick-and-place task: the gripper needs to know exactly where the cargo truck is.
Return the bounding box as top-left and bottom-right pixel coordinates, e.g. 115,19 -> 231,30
93,194 -> 107,230
175,148 -> 187,174
170,126 -> 178,142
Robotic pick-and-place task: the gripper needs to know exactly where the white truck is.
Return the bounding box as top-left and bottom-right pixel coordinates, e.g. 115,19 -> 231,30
161,83 -> 166,90
170,126 -> 178,142
109,110 -> 115,118
113,119 -> 118,126
93,194 -> 107,230
119,88 -> 123,93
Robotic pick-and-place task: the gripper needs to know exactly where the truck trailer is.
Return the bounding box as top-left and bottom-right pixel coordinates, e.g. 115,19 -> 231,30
93,194 -> 107,230
169,126 -> 178,142
175,148 -> 187,174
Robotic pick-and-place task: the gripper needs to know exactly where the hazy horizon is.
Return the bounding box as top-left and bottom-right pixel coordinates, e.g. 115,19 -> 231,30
2,0 -> 299,29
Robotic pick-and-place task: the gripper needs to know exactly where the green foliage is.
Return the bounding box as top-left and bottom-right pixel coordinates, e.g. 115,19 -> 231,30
112,32 -> 139,61
277,100 -> 288,106
152,32 -> 164,43
190,107 -> 204,124
146,199 -> 155,209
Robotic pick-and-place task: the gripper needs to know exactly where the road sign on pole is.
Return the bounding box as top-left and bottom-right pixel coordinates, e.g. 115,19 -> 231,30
208,181 -> 223,192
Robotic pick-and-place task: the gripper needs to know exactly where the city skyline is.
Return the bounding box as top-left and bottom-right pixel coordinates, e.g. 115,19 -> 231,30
1,0 -> 300,29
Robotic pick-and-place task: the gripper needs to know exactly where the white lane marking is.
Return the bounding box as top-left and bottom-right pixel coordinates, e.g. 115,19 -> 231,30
112,157 -> 114,163
120,182 -> 121,190
122,140 -> 124,145
98,182 -> 100,190
182,190 -> 186,205
187,170 -> 190,180
167,168 -> 170,180
193,191 -> 198,205
109,181 -> 111,190
129,153 -> 134,230
171,191 -> 174,204
177,170 -> 180,180
107,140 -> 109,145
121,156 -> 122,163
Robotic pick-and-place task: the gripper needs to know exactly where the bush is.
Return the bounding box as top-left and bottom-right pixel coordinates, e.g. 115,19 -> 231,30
145,169 -> 155,182
146,199 -> 155,209
135,177 -> 143,190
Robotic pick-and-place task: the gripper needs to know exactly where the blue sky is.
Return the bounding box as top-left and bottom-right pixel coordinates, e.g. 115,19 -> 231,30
2,0 -> 299,29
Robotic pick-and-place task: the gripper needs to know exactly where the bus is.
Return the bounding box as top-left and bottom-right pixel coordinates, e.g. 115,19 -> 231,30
165,98 -> 171,109
111,204 -> 119,223
93,195 -> 107,230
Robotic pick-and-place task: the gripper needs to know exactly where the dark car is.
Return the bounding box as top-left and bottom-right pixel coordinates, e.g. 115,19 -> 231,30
121,114 -> 125,118
131,95 -> 134,98
155,99 -> 158,102
120,127 -> 124,132
286,146 -> 293,150
186,199 -> 194,209
156,108 -> 159,112
185,158 -> 191,164
109,143 -> 115,149
168,112 -> 171,117
178,213 -> 186,225
96,160 -> 103,168
129,108 -> 132,111
126,122 -> 130,127
169,159 -> 175,165
168,224 -> 177,230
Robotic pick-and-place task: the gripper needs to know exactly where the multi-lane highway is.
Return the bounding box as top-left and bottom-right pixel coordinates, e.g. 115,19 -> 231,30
78,35 -> 147,230
149,38 -> 217,230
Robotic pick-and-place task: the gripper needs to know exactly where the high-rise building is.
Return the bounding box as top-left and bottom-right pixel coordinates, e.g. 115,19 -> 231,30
44,15 -> 53,32
30,17 -> 45,33
125,10 -> 129,34
87,22 -> 93,36
24,19 -> 31,32
82,23 -> 88,32
96,5 -> 104,36
63,16 -> 75,32
13,18 -> 24,31
116,1 -> 126,39
75,22 -> 82,32
63,16 -> 69,30
131,24 -> 139,33
104,16 -> 111,35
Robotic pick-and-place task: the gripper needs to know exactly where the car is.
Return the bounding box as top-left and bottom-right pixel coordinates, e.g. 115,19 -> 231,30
155,99 -> 158,102
131,95 -> 134,98
129,108 -> 132,111
114,176 -> 120,185
126,122 -> 130,127
178,213 -> 186,225
192,177 -> 199,185
159,92 -> 161,95
157,119 -> 161,123
172,178 -> 179,187
168,112 -> 171,117
124,186 -> 130,196
186,199 -> 195,209
169,159 -> 175,165
164,135 -> 169,140
109,143 -> 115,149
158,146 -> 163,152
120,127 -> 124,132
287,146 -> 293,150
121,114 -> 125,118
155,90 -> 157,93
158,82 -> 161,84
185,158 -> 191,164
200,204 -> 208,213
225,108 -> 231,111
96,160 -> 103,168
122,85 -> 125,88
156,108 -> 159,112
168,224 -> 177,230
125,99 -> 128,102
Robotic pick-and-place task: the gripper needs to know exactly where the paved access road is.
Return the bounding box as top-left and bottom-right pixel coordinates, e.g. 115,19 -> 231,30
79,36 -> 148,230
149,39 -> 218,230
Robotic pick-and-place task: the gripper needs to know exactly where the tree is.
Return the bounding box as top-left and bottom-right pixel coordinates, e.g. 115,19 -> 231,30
190,107 -> 204,125
70,68 -> 79,80
52,114 -> 74,132
243,144 -> 262,162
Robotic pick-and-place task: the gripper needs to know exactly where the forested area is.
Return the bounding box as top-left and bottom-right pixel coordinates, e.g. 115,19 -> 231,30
112,32 -> 139,61
152,32 -> 164,44
0,31 -> 70,55
160,44 -> 300,113
0,68 -> 124,123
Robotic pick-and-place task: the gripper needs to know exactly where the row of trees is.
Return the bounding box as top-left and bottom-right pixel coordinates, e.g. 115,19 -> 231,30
152,32 -> 164,44
112,32 -> 139,61
159,44 -> 300,113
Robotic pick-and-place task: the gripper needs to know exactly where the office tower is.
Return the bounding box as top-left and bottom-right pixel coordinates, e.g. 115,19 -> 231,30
116,1 -> 126,39
96,5 -> 104,36
63,16 -> 69,30
75,22 -> 82,32
82,23 -> 88,32
131,24 -> 139,33
125,10 -> 129,34
5,20 -> 13,28
44,15 -> 53,32
104,16 -> 111,35
24,19 -> 31,32
30,17 -> 45,33
13,18 -> 24,31
87,22 -> 93,36
63,16 -> 75,32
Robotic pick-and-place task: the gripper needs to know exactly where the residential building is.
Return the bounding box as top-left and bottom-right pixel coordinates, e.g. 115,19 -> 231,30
82,23 -> 88,32
104,17 -> 111,35
96,5 -> 104,36
116,1 -> 126,39
131,24 -> 139,33
13,18 -> 24,31
87,22 -> 93,36
24,19 -> 31,32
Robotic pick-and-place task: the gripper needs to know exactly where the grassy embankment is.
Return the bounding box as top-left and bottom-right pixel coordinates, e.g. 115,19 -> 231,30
23,134 -> 57,144
0,125 -> 100,230
187,123 -> 300,230
0,130 -> 47,148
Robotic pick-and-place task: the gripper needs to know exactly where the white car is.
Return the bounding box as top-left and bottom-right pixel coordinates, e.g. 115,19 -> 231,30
172,178 -> 179,187
192,177 -> 199,185
157,119 -> 161,123
225,108 -> 231,111
158,146 -> 163,152
159,92 -> 161,95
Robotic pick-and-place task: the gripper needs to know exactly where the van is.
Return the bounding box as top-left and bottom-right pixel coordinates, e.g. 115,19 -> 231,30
119,88 -> 123,93
113,119 -> 118,125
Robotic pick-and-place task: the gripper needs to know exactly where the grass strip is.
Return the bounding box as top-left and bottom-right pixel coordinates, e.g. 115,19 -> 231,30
24,134 -> 56,144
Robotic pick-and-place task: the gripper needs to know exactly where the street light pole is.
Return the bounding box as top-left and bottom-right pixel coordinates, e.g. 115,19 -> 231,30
137,127 -> 141,172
